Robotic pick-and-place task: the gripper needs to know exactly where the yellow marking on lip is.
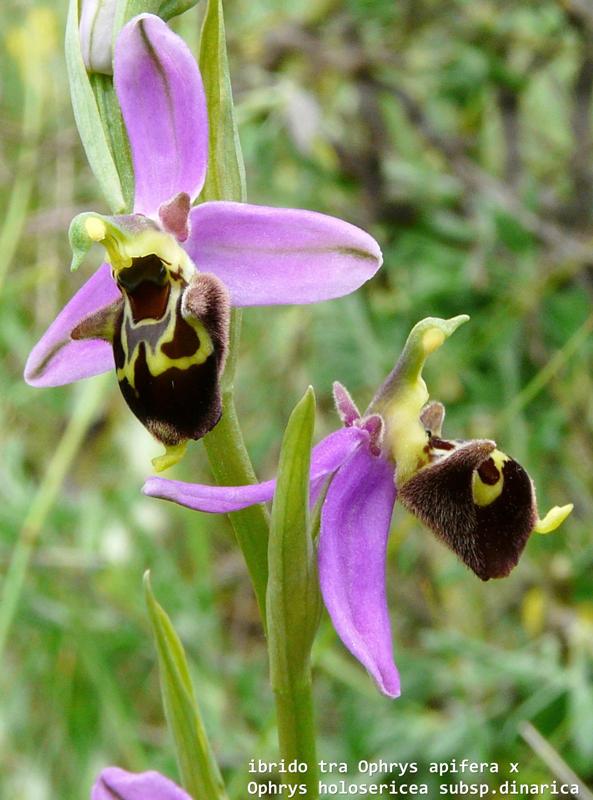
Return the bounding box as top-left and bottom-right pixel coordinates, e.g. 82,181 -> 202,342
108,230 -> 195,283
471,449 -> 508,507
116,283 -> 214,390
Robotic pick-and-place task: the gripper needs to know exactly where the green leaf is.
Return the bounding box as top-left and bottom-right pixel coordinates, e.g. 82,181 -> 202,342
144,572 -> 228,800
266,388 -> 320,794
65,0 -> 126,213
266,387 -> 321,690
159,0 -> 200,20
199,0 -> 246,202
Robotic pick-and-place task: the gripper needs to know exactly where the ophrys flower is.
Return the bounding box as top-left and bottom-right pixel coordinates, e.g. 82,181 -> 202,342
25,14 -> 382,470
144,316 -> 573,696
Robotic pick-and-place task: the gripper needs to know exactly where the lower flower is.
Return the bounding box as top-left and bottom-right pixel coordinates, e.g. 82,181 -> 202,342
92,767 -> 190,799
143,316 -> 573,698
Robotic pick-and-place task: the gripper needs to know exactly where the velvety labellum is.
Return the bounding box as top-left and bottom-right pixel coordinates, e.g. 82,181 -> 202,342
73,256 -> 230,445
399,437 -> 537,580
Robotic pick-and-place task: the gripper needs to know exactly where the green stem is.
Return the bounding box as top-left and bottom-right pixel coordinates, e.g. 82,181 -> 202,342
202,391 -> 270,627
274,678 -> 318,798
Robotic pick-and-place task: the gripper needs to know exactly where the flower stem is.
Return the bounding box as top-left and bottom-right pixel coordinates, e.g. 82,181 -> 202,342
274,678 -> 319,798
202,390 -> 270,627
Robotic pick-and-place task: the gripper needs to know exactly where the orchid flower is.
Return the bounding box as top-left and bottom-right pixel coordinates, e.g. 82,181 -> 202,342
92,767 -> 190,799
24,13 -> 382,470
144,316 -> 573,698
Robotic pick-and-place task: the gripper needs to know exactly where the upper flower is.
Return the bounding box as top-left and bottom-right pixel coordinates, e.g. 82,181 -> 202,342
24,14 -> 382,470
143,316 -> 573,698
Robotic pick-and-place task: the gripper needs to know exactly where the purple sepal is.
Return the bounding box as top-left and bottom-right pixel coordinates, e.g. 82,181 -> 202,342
143,426 -> 368,512
318,445 -> 400,697
92,767 -> 191,800
185,202 -> 383,306
24,263 -> 118,386
114,14 -> 208,217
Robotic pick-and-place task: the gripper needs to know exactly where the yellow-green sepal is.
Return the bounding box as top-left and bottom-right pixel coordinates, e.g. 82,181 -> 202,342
144,572 -> 228,800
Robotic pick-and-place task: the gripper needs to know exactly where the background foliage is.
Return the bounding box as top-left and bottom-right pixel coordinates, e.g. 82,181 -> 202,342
1,0 -> 592,796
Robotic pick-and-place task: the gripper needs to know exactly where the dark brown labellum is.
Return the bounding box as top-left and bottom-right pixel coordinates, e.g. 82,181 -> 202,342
72,258 -> 230,447
399,439 -> 538,580
112,266 -> 230,446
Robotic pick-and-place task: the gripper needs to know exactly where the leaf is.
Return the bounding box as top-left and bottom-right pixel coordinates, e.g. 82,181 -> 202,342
159,0 -> 200,20
65,0 -> 126,213
144,572 -> 228,800
266,387 -> 321,690
198,0 -> 246,202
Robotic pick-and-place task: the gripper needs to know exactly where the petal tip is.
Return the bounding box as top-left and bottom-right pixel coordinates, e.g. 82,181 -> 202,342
380,679 -> 401,700
371,661 -> 401,699
534,503 -> 573,534
142,477 -> 162,498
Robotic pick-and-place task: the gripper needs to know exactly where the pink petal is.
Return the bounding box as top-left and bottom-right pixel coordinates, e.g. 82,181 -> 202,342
92,767 -> 190,800
318,446 -> 400,697
143,426 -> 367,512
24,264 -> 117,387
184,202 -> 382,306
114,14 -> 208,216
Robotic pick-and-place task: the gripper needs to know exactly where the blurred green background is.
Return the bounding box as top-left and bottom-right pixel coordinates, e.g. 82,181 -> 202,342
1,0 -> 593,797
